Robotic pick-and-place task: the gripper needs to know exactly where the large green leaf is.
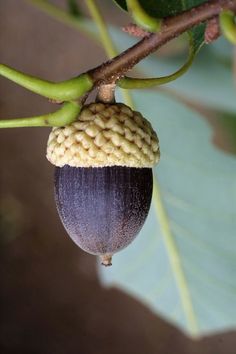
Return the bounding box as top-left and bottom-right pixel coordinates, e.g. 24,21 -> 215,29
99,90 -> 236,336
113,0 -> 208,18
96,18 -> 236,337
28,8 -> 236,336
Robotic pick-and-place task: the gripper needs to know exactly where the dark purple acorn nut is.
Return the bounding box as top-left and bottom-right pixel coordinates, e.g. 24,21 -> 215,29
47,102 -> 160,265
54,165 -> 153,266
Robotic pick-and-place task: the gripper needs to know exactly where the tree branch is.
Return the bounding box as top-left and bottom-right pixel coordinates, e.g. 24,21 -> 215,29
89,0 -> 236,85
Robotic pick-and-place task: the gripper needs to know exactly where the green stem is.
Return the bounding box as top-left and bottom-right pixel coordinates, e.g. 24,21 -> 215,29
26,0 -> 99,42
0,64 -> 93,101
85,0 -> 134,108
126,0 -> 162,32
219,10 -> 236,44
0,101 -> 81,128
118,39 -> 195,89
86,0 -> 117,58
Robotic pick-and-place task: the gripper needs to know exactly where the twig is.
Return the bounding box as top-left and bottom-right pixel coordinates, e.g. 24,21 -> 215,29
205,17 -> 220,44
89,0 -> 236,85
122,23 -> 150,38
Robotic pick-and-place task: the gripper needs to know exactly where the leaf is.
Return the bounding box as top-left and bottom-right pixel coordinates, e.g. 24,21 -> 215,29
99,90 -> 236,336
30,8 -> 236,337
96,21 -> 236,337
154,96 -> 236,156
112,0 -> 127,12
190,23 -> 206,53
113,0 -> 208,18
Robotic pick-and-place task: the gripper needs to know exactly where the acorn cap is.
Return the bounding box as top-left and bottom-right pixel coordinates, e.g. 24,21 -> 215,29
46,102 -> 159,168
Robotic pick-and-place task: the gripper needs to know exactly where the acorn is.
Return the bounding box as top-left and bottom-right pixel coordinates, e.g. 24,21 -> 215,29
46,102 -> 160,266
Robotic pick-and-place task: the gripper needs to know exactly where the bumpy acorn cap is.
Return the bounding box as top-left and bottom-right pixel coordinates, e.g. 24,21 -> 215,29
46,102 -> 160,168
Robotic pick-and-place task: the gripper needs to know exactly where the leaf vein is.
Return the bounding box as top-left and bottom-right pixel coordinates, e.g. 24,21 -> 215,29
153,176 -> 199,336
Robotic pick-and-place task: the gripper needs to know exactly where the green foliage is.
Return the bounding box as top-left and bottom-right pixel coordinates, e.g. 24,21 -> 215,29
0,64 -> 93,102
100,90 -> 236,336
113,0 -> 208,17
99,27 -> 236,336
220,10 -> 236,44
0,102 -> 81,128
126,0 -> 162,32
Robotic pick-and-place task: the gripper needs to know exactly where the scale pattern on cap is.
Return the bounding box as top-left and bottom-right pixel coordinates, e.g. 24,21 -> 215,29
46,102 -> 160,168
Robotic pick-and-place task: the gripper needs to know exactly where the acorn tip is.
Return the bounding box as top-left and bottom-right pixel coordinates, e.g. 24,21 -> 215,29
100,254 -> 113,267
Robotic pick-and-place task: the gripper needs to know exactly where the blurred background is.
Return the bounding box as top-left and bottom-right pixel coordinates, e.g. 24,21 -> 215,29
1,1 -> 236,353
